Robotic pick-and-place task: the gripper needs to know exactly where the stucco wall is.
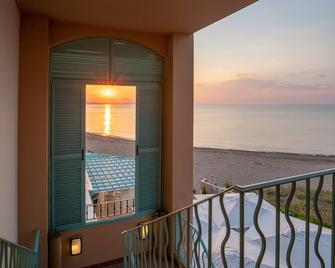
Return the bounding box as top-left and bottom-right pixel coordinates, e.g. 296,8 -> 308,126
18,16 -> 193,267
163,34 -> 194,211
0,0 -> 20,242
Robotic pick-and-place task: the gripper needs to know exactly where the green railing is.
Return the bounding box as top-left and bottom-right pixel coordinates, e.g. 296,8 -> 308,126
123,168 -> 335,268
0,230 -> 40,268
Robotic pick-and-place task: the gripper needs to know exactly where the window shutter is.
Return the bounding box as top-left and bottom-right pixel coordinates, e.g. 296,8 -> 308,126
111,40 -> 163,83
51,39 -> 110,82
136,83 -> 162,214
51,81 -> 85,230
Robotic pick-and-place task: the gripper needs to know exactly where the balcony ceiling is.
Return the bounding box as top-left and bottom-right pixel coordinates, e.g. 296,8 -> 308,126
16,0 -> 257,34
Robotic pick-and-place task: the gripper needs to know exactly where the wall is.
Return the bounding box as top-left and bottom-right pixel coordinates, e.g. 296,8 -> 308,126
0,0 -> 20,242
18,14 -> 50,265
18,16 -> 194,267
163,34 -> 194,212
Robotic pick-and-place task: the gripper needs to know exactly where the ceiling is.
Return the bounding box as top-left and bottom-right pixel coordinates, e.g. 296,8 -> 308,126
16,0 -> 257,34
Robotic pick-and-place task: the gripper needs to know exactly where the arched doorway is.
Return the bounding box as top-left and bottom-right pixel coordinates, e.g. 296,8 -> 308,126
49,38 -> 163,231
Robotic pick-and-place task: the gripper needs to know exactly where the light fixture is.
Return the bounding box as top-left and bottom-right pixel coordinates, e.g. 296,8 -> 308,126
138,222 -> 149,240
70,236 -> 82,256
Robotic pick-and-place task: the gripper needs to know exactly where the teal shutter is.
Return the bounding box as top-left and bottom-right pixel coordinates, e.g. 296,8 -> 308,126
111,40 -> 163,83
111,40 -> 163,214
51,81 -> 85,230
136,83 -> 162,213
50,38 -> 164,227
51,39 -> 110,82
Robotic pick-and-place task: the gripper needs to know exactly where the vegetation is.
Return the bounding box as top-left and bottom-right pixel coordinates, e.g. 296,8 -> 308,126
201,186 -> 207,194
223,181 -> 233,188
263,186 -> 333,228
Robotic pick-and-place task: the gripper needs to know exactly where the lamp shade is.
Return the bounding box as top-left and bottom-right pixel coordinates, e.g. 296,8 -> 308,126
138,223 -> 149,240
70,236 -> 82,256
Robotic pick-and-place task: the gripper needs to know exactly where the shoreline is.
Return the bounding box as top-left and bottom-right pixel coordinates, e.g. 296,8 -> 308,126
88,132 -> 335,158
194,146 -> 335,158
86,133 -> 335,190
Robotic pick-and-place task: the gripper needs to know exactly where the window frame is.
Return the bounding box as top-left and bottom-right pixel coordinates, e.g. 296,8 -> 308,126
49,38 -> 164,232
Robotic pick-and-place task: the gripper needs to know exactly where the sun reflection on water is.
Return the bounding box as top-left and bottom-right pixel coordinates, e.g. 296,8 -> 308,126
103,104 -> 111,135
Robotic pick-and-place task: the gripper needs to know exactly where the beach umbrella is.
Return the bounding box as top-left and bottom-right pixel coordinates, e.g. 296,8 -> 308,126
245,216 -> 332,268
194,193 -> 274,230
211,228 -> 275,268
193,195 -> 276,268
194,193 -> 332,267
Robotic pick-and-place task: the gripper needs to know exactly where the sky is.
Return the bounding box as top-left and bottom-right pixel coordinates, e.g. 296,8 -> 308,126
194,0 -> 335,104
86,85 -> 136,104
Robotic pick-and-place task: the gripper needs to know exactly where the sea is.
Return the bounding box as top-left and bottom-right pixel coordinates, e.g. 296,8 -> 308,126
86,104 -> 335,155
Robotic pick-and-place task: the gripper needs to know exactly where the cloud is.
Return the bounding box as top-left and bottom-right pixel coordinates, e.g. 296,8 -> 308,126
195,78 -> 335,104
235,72 -> 257,79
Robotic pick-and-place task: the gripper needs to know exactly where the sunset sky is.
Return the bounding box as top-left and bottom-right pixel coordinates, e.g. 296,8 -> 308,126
194,0 -> 335,104
86,85 -> 136,104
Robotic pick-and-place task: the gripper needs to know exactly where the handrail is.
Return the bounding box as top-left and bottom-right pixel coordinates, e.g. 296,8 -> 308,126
0,229 -> 40,267
33,229 -> 41,253
0,237 -> 33,252
86,198 -> 135,207
122,186 -> 235,234
123,168 -> 335,268
234,167 -> 335,192
86,198 -> 135,221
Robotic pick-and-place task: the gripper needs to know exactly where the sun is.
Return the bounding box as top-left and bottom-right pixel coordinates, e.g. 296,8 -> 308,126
101,87 -> 116,98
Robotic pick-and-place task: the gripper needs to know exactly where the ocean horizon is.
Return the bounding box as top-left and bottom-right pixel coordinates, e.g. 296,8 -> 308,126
86,103 -> 335,156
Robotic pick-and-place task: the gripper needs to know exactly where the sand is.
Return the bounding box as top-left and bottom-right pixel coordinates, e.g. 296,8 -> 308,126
86,133 -> 335,191
194,147 -> 335,191
87,133 -> 135,156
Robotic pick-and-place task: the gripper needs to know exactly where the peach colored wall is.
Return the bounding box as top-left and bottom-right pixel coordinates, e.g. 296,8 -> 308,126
0,0 -> 20,243
61,215 -> 152,267
18,13 -> 50,266
163,34 -> 194,211
18,15 -> 193,267
49,19 -> 168,57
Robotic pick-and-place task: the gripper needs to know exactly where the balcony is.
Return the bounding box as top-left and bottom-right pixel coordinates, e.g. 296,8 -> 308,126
85,198 -> 135,222
0,230 -> 40,267
123,168 -> 335,268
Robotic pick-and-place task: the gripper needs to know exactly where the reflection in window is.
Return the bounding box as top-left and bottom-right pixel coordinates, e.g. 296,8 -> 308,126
85,85 -> 136,222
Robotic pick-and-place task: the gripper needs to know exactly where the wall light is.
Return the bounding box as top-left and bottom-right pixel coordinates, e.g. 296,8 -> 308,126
70,236 -> 82,256
138,222 -> 149,240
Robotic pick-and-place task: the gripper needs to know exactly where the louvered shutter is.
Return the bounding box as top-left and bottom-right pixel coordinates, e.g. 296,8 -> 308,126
136,83 -> 162,213
51,39 -> 109,82
111,40 -> 163,83
50,38 -> 164,228
51,81 -> 85,230
111,40 -> 163,214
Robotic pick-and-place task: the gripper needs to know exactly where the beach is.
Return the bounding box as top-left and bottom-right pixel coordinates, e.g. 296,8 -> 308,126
87,133 -> 335,191
194,147 -> 335,191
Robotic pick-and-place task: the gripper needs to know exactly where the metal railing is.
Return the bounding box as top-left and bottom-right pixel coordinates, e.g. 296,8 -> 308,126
86,198 -> 135,221
0,229 -> 40,268
123,168 -> 335,268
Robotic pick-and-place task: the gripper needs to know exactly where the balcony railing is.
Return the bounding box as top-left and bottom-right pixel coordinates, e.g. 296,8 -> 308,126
122,168 -> 335,268
0,229 -> 40,268
86,198 -> 135,221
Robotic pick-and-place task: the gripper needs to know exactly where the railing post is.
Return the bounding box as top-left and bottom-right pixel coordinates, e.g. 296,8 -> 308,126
332,173 -> 335,268
305,179 -> 310,268
275,185 -> 280,268
314,176 -> 325,268
186,208 -> 191,268
208,199 -> 212,267
239,192 -> 244,268
33,229 -> 40,268
170,214 -> 175,268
